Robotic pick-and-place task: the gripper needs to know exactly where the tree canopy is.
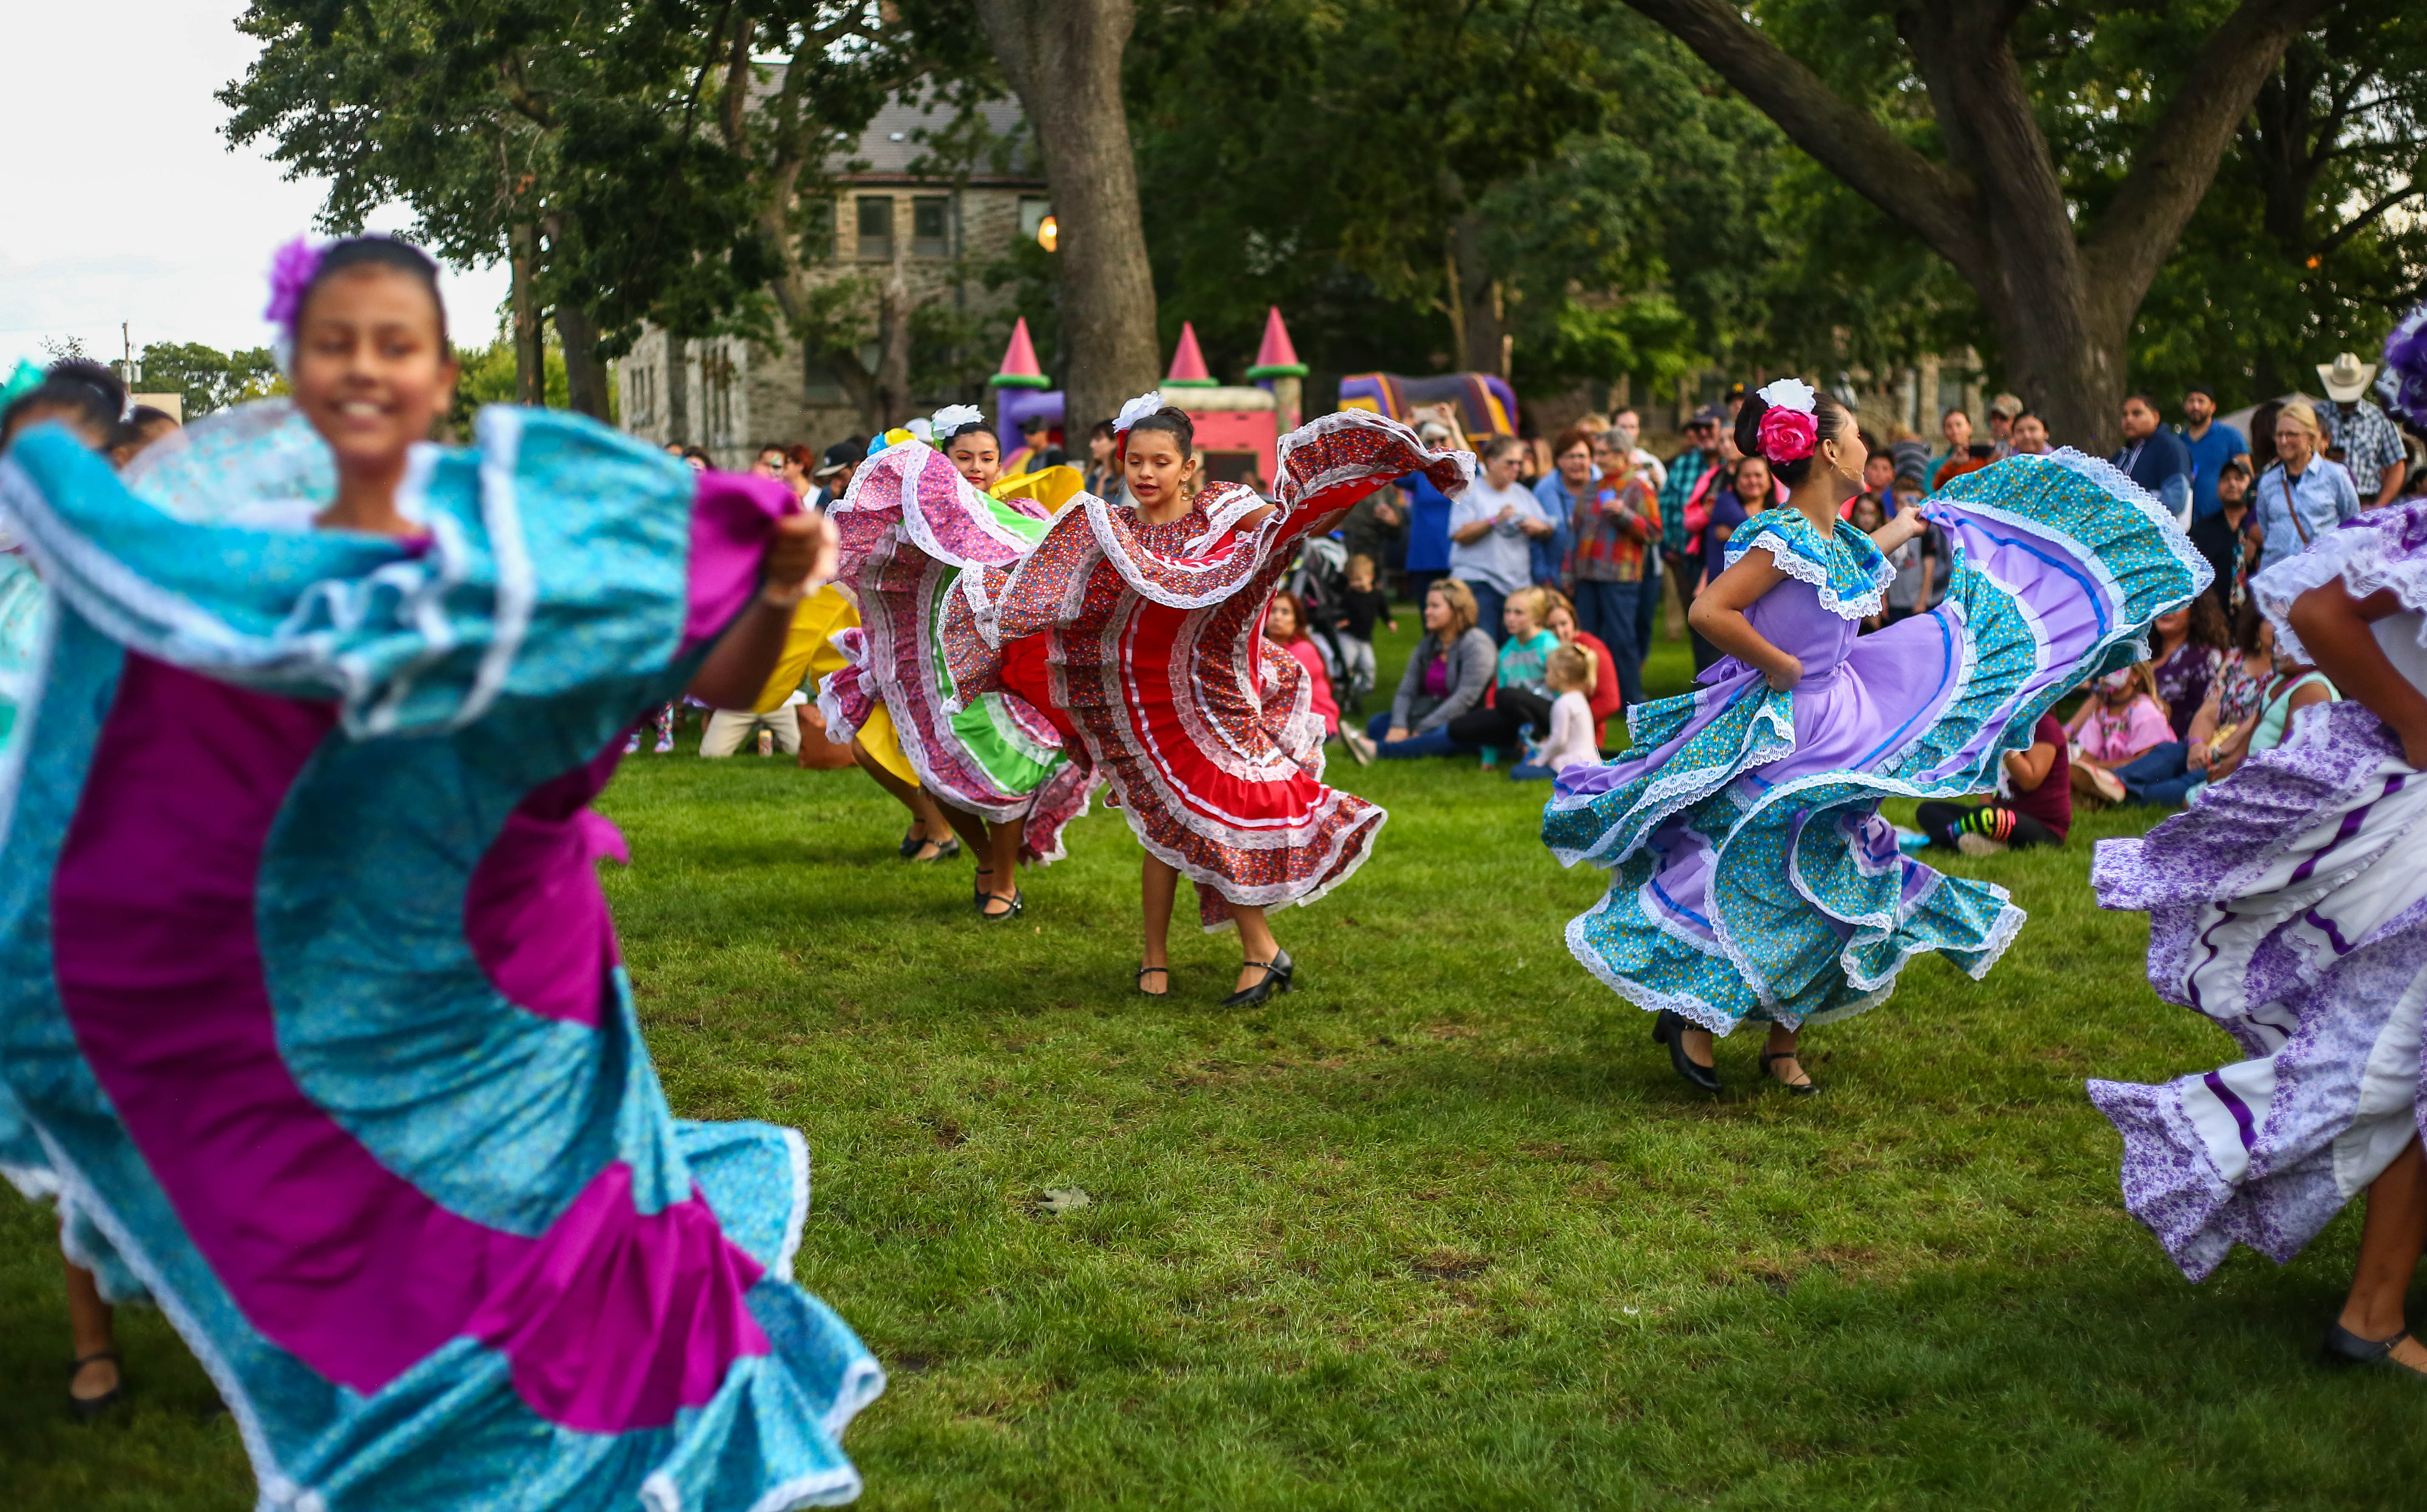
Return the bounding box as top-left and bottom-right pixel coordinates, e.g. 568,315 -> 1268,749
215,0 -> 2419,435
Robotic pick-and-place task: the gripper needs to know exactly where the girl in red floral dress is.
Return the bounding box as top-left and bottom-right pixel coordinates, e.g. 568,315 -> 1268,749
948,395 -> 1467,1003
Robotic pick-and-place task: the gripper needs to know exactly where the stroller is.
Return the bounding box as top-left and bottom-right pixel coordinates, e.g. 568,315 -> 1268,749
1286,535 -> 1369,709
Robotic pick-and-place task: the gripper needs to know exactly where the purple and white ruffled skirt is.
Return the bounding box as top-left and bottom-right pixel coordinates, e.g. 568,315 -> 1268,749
2089,701 -> 2427,1280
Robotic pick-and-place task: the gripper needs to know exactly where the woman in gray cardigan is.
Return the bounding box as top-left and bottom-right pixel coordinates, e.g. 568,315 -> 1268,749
1364,578 -> 1498,757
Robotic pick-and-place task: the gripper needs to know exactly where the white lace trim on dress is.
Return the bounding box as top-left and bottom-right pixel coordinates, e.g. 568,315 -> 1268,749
1735,526 -> 1892,620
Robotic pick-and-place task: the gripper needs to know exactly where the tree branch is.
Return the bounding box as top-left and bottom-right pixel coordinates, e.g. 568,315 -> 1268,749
1620,0 -> 1991,285
2304,61 -> 2379,176
2082,0 -> 2337,304
2315,182 -> 2425,256
718,9 -> 754,151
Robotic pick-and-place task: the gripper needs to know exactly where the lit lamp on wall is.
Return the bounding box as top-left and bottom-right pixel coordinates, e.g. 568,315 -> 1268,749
1036,215 -> 1058,253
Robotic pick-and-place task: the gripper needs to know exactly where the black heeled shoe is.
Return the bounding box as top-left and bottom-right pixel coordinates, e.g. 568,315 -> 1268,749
1136,965 -> 1170,997
69,1350 -> 123,1420
907,835 -> 961,863
1220,949 -> 1294,1007
1759,1048 -> 1819,1097
1651,1010 -> 1722,1094
898,826 -> 923,859
977,890 -> 1024,920
2324,1323 -> 2427,1378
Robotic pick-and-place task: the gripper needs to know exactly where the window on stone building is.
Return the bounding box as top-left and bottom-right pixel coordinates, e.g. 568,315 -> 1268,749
803,350 -> 849,403
1018,198 -> 1050,243
702,345 -> 738,448
856,196 -> 894,260
912,196 -> 951,258
626,364 -> 656,428
801,199 -> 838,260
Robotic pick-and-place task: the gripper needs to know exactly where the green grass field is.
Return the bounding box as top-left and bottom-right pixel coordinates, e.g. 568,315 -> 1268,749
7,616 -> 2425,1511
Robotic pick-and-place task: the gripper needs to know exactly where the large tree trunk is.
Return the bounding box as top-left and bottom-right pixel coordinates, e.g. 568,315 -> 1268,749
509,222 -> 546,407
1625,0 -> 2331,453
973,0 -> 1161,443
554,302 -> 612,421
874,249 -> 916,431
1450,214 -> 1509,378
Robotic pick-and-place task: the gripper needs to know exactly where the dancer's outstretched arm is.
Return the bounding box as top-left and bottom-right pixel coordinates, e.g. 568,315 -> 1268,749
2286,581 -> 2427,767
688,512 -> 838,709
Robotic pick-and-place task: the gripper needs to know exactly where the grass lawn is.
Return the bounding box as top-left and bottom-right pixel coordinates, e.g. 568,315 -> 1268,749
7,611 -> 2426,1511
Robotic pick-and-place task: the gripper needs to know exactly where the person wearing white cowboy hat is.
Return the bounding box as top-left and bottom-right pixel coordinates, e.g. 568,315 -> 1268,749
2316,350 -> 2409,508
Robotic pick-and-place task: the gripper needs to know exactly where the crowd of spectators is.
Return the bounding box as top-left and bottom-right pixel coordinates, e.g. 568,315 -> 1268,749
651,340 -> 2427,814
1324,338 -> 2427,819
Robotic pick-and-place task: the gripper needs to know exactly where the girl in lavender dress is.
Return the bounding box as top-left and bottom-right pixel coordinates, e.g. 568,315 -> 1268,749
2089,305 -> 2427,1376
1546,379 -> 2206,1096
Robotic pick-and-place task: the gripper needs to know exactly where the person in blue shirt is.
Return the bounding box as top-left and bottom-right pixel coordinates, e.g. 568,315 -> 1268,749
1525,430 -> 1580,589
2113,393 -> 2193,520
1396,413 -> 1462,604
1533,424 -> 1599,591
2177,383 -> 2250,521
2252,399 -> 2362,557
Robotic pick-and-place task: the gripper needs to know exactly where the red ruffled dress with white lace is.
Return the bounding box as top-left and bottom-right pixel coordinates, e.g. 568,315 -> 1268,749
946,412 -> 1469,929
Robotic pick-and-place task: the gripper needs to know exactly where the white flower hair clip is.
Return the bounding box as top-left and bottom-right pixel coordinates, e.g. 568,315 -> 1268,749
905,417 -> 935,444
1114,390 -> 1166,435
1756,377 -> 1818,415
931,403 -> 986,435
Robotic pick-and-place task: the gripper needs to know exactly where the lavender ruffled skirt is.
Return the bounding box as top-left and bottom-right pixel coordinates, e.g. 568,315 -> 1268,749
2089,702 -> 2427,1280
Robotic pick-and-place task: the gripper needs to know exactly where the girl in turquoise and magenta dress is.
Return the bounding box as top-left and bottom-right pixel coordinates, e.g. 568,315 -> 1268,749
0,236 -> 880,1509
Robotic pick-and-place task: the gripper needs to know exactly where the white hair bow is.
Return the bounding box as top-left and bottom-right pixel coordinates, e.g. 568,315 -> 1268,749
1756,378 -> 1817,415
931,403 -> 985,433
1114,390 -> 1166,435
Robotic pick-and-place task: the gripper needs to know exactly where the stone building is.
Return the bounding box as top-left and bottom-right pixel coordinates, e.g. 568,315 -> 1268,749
617,94 -> 1048,469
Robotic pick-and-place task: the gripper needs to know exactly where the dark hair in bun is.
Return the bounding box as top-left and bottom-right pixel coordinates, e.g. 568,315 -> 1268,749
1,358 -> 127,445
1128,405 -> 1194,458
304,236 -> 451,355
1732,386 -> 1853,488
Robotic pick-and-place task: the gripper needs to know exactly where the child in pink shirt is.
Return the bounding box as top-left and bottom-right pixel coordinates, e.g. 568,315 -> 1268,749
1264,591 -> 1338,735
2066,663 -> 2172,803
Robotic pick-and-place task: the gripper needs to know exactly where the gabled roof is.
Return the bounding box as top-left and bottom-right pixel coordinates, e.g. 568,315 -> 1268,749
745,68 -> 1042,187
841,96 -> 1036,183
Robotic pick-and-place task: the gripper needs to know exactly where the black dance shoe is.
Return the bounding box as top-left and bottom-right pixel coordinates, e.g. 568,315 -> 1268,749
2323,1323 -> 2427,1378
1651,1010 -> 1722,1094
1220,949 -> 1295,1007
68,1351 -> 123,1420
1759,1048 -> 1820,1097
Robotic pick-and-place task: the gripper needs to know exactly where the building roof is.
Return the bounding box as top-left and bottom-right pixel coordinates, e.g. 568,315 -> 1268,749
747,69 -> 1042,187
841,96 -> 1036,184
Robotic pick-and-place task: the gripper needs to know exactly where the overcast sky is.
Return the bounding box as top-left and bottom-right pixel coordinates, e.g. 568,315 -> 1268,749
0,2 -> 512,367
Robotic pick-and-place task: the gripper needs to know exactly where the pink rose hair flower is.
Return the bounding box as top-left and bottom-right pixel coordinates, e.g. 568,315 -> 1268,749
1758,404 -> 1817,464
264,236 -> 323,332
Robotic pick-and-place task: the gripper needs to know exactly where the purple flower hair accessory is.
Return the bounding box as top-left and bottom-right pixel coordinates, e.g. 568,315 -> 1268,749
265,236 -> 324,331
2382,301 -> 2427,430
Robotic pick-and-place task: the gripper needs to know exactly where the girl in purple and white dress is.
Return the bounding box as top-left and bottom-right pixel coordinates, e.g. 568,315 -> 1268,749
2090,307 -> 2427,1375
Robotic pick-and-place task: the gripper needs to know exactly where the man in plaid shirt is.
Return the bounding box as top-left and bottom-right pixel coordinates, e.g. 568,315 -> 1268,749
1658,406 -> 1724,625
2317,351 -> 2410,507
